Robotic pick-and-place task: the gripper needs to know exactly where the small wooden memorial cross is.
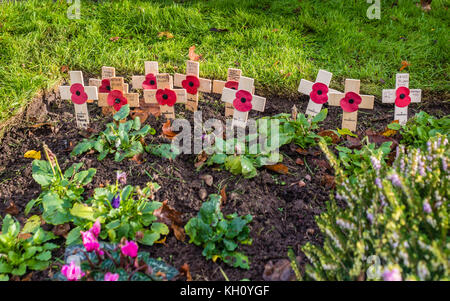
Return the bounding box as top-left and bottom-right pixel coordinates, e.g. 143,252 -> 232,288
221,76 -> 266,128
382,73 -> 422,125
59,71 -> 98,129
131,61 -> 173,90
143,73 -> 187,120
89,66 -> 128,115
98,77 -> 139,114
213,68 -> 255,117
298,69 -> 340,116
174,60 -> 212,112
328,79 -> 374,132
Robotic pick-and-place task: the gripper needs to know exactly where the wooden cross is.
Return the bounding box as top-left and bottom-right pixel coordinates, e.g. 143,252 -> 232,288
59,71 -> 98,129
131,61 -> 174,90
382,73 -> 422,125
89,66 -> 129,115
221,76 -> 266,128
98,77 -> 139,114
213,68 -> 255,117
174,60 -> 211,112
298,69 -> 340,116
143,73 -> 187,120
328,79 -> 374,132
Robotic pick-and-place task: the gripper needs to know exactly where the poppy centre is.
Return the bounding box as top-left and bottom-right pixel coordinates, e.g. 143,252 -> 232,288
115,98 -> 121,104
348,98 -> 354,104
400,94 -> 406,99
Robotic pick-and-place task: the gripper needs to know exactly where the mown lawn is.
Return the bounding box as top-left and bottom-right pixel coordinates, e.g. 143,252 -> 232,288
0,0 -> 448,123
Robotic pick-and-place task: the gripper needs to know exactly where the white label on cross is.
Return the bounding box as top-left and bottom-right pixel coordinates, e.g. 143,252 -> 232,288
382,73 -> 422,125
59,71 -> 98,129
328,79 -> 374,132
298,69 -> 340,117
221,76 -> 266,128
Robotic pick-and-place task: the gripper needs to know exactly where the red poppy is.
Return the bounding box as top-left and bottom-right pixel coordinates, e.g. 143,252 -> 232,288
99,79 -> 111,93
156,88 -> 177,106
107,90 -> 128,111
182,75 -> 200,95
233,90 -> 253,112
340,92 -> 362,113
309,82 -> 329,104
70,83 -> 88,105
395,86 -> 411,108
142,73 -> 157,90
225,80 -> 239,90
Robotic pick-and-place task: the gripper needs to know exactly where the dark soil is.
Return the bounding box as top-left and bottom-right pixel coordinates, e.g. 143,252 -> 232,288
0,79 -> 448,281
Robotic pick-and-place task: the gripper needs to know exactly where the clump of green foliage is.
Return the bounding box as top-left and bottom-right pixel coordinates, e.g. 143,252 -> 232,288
25,144 -> 96,225
335,138 -> 392,183
185,194 -> 253,269
68,182 -> 168,247
302,135 -> 449,281
0,215 -> 58,281
388,111 -> 450,148
71,105 -> 155,162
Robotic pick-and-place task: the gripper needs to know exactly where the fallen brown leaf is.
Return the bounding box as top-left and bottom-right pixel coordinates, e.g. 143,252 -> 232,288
321,174 -> 335,189
381,120 -> 399,137
399,60 -> 410,72
179,263 -> 192,281
346,136 -> 362,149
188,45 -> 202,61
131,153 -> 144,164
263,259 -> 299,281
53,223 -> 71,238
18,233 -> 32,240
21,272 -> 33,281
295,148 -> 308,156
194,151 -> 208,169
5,201 -> 19,216
130,109 -> 149,124
60,65 -> 69,73
162,120 -> 177,140
220,185 -> 227,205
295,158 -> 304,165
318,130 -> 341,144
154,200 -> 185,242
158,31 -> 174,39
264,163 -> 288,175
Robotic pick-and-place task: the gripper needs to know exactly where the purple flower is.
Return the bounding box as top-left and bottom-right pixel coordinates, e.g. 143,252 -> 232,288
442,158 -> 447,171
366,213 -> 374,224
61,261 -> 85,281
388,173 -> 402,188
370,156 -> 381,171
112,193 -> 121,209
383,268 -> 402,281
375,177 -> 382,189
104,272 -> 119,281
117,171 -> 127,185
423,201 -> 432,214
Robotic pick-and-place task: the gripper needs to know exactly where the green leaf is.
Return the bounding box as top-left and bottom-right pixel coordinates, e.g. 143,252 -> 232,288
71,140 -> 94,157
387,123 -> 402,130
140,231 -> 160,246
151,223 -> 169,235
337,128 -> 358,137
0,262 -> 12,274
24,198 -> 39,215
1,214 -> 15,234
147,143 -> 179,160
22,215 -> 42,234
113,104 -> 130,121
35,251 -> 52,261
11,263 -> 27,276
106,220 -> 121,230
70,203 -> 96,221
312,109 -> 328,123
66,227 -> 81,245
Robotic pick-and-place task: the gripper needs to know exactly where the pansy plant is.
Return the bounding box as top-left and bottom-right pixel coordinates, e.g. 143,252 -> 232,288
143,73 -> 187,120
328,79 -> 375,132
382,73 -> 422,125
174,60 -> 212,112
298,69 -> 340,117
59,71 -> 98,129
71,105 -> 156,162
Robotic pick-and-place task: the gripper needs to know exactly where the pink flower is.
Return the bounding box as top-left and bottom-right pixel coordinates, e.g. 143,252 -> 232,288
90,219 -> 101,238
70,83 -> 88,105
61,261 -> 85,281
116,171 -> 127,185
121,240 -> 138,258
81,230 -> 100,253
383,268 -> 402,281
340,92 -> 362,113
309,82 -> 329,104
395,86 -> 411,108
232,90 -> 253,112
104,272 -> 119,281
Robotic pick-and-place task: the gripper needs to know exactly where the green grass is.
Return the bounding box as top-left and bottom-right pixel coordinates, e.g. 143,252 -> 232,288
0,0 -> 448,123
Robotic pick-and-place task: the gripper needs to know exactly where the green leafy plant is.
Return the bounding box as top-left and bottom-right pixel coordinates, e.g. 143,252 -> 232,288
68,182 -> 168,247
25,144 -> 96,225
185,194 -> 253,269
0,215 -> 58,281
335,138 -> 392,182
71,105 -> 156,162
146,143 -> 180,160
54,241 -> 178,281
388,111 -> 450,148
302,135 -> 449,281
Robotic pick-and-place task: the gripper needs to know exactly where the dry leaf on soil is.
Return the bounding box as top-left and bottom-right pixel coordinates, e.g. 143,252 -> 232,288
154,200 -> 185,242
5,201 -> 19,216
158,31 -> 174,39
264,163 -> 288,175
318,130 -> 341,144
24,150 -> 41,160
179,263 -> 193,281
188,45 -> 202,62
162,120 -> 177,140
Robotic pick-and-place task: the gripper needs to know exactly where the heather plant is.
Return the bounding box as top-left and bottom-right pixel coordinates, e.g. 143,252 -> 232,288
25,144 -> 96,225
55,224 -> 178,281
0,214 -> 58,281
68,177 -> 168,247
185,194 -> 253,269
302,135 -> 449,281
71,105 -> 156,162
388,111 -> 450,148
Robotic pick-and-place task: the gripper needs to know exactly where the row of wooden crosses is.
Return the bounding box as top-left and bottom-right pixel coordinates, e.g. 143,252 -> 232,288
59,60 -> 421,131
